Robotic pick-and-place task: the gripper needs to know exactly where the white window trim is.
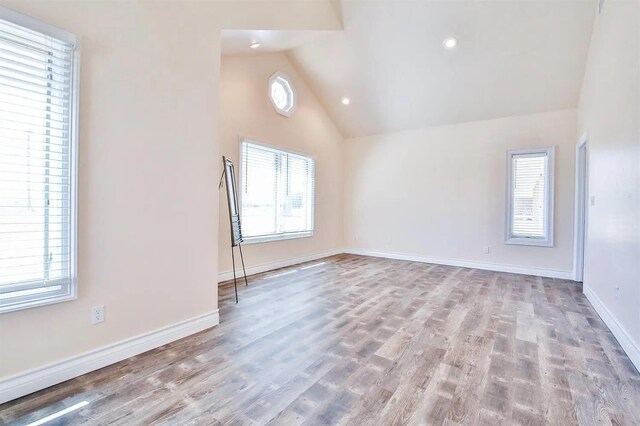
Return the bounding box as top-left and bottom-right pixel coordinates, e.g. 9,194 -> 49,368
505,146 -> 555,247
242,230 -> 314,245
268,71 -> 297,118
238,137 -> 315,245
0,6 -> 80,314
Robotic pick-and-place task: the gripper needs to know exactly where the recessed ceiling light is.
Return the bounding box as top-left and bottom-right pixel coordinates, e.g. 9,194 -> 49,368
341,97 -> 350,105
250,41 -> 261,49
443,37 -> 458,49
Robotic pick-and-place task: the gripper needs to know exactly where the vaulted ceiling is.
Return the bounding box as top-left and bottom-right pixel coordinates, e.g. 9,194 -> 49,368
223,0 -> 597,138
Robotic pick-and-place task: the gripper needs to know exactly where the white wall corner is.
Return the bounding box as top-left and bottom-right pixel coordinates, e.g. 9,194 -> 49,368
583,285 -> 640,373
0,310 -> 220,404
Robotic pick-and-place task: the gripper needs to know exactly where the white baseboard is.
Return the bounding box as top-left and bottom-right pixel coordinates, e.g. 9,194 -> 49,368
343,248 -> 574,280
219,247 -> 573,281
583,285 -> 640,372
218,248 -> 343,282
0,310 -> 219,404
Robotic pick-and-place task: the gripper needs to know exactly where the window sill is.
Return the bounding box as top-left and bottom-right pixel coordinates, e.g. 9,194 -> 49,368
242,231 -> 313,245
0,291 -> 77,315
505,237 -> 554,247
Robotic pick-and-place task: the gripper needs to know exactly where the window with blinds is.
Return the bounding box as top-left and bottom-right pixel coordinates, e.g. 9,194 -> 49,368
239,140 -> 314,243
0,10 -> 79,313
505,147 -> 555,247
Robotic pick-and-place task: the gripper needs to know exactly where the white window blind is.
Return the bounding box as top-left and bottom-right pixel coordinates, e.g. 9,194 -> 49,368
240,140 -> 314,243
512,154 -> 546,237
506,147 -> 554,247
0,11 -> 78,313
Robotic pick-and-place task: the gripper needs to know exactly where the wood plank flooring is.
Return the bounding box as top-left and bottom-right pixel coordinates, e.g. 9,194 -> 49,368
2,254 -> 640,425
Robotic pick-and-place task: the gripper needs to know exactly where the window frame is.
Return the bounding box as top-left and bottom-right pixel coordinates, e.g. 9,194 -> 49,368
504,146 -> 555,248
238,137 -> 315,245
268,71 -> 297,118
0,6 -> 80,314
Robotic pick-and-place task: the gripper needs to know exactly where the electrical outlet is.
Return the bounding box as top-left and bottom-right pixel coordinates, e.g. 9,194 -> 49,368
615,287 -> 620,298
91,305 -> 105,324
483,246 -> 490,254
590,195 -> 596,206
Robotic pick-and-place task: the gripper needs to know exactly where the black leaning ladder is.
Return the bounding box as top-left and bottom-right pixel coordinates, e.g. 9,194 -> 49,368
219,160 -> 249,303
229,242 -> 249,304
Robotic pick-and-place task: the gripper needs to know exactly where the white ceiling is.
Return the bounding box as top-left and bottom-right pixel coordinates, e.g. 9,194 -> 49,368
221,1 -> 597,138
221,30 -> 335,55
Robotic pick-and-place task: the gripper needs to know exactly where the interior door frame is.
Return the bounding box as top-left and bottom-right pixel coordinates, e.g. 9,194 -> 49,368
573,133 -> 589,282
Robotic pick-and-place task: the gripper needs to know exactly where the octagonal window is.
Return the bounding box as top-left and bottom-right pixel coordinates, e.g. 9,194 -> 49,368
269,72 -> 296,117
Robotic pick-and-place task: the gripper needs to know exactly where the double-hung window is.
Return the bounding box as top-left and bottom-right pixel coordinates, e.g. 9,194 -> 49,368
0,8 -> 79,313
505,147 -> 555,247
239,139 -> 314,243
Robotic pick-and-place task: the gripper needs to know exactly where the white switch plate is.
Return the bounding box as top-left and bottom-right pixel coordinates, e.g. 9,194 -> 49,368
590,195 -> 596,206
483,246 -> 490,254
91,305 -> 105,324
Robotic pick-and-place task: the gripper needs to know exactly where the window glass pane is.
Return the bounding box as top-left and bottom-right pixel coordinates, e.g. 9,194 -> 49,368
511,154 -> 546,238
240,141 -> 314,240
270,80 -> 288,110
0,15 -> 76,311
281,154 -> 312,233
241,144 -> 278,237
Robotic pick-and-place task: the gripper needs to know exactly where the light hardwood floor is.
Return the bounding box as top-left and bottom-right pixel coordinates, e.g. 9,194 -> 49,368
2,254 -> 640,425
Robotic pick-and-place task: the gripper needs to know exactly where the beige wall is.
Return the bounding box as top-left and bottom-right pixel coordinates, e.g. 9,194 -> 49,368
344,109 -> 577,275
578,0 -> 640,364
218,53 -> 343,276
0,0 -> 340,381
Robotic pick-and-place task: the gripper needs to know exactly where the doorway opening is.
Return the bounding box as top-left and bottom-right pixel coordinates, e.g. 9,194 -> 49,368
574,134 -> 588,282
